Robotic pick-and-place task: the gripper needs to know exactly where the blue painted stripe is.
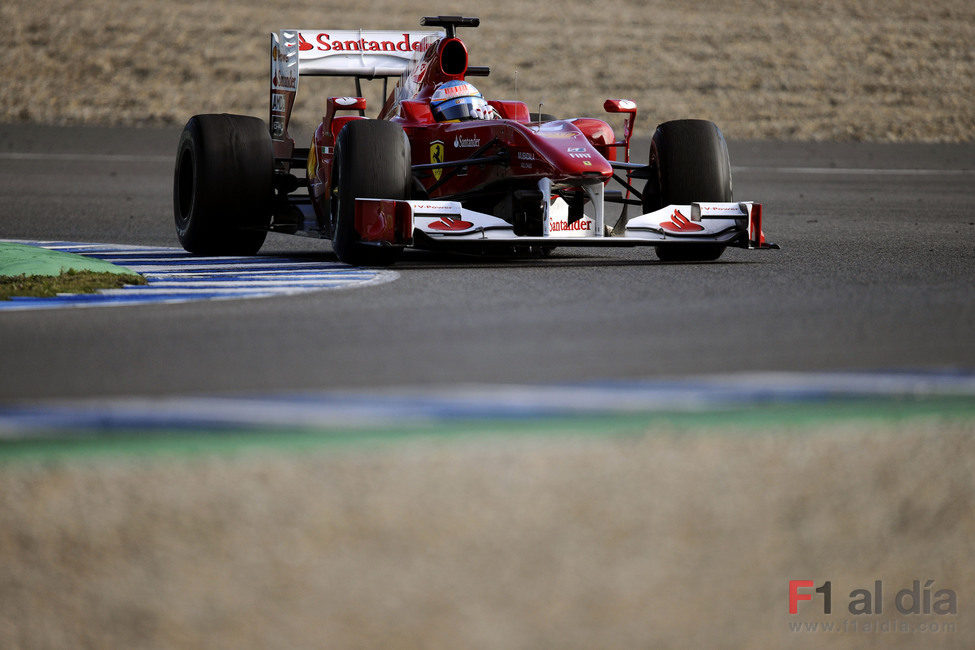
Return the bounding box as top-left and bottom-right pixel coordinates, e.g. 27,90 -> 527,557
119,259 -> 328,267
1,240 -> 398,311
3,291 -> 277,306
1,371 -> 972,438
139,274 -> 365,281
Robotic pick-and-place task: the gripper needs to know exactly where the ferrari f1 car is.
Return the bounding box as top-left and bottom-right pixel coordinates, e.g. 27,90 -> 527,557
174,15 -> 777,266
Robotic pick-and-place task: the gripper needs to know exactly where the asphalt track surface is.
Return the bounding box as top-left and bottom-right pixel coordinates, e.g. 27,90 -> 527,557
0,124 -> 973,402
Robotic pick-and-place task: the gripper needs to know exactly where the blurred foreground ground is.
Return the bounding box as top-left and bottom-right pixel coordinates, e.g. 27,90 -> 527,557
2,0 -> 973,141
1,416 -> 972,649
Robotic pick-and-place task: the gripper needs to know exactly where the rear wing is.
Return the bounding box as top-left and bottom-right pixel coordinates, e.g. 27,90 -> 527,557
270,29 -> 443,148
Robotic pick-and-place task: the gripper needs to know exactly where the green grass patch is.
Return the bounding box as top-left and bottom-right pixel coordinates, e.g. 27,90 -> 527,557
0,269 -> 146,300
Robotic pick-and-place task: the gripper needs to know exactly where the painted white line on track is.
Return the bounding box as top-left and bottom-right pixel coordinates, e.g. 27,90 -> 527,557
732,166 -> 974,176
0,152 -> 171,163
0,240 -> 398,311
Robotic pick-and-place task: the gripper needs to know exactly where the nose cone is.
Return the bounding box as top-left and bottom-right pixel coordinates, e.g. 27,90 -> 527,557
530,121 -> 612,181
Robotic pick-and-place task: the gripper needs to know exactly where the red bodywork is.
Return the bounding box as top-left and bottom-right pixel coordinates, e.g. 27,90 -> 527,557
305,31 -> 636,233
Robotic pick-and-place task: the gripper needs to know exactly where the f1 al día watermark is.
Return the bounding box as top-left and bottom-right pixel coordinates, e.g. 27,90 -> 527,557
788,579 -> 957,634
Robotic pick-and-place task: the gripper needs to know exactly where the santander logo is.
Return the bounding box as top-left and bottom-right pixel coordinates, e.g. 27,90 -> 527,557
660,209 -> 705,233
298,32 -> 426,54
453,135 -> 480,148
428,216 -> 474,231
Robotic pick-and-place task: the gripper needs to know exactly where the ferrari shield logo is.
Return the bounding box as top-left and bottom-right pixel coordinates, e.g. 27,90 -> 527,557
430,140 -> 444,181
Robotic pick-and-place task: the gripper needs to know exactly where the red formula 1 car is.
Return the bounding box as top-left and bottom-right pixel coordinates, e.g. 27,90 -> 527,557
174,15 -> 777,266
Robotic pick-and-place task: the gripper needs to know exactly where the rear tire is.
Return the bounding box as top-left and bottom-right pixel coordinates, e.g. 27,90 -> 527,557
173,114 -> 271,255
332,120 -> 411,266
643,119 -> 732,262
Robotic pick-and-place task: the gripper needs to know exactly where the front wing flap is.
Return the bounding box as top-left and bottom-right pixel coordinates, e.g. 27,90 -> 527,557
354,198 -> 778,250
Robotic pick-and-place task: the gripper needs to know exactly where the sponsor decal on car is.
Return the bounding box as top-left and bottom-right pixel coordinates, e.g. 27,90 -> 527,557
411,202 -> 457,212
271,93 -> 287,114
271,73 -> 297,91
430,141 -> 445,181
271,32 -> 299,91
536,122 -> 579,138
568,152 -> 591,159
428,216 -> 474,231
698,203 -> 747,215
539,132 -> 578,139
299,32 -> 428,54
549,219 -> 594,233
453,135 -> 480,148
271,116 -> 285,138
660,209 -> 705,233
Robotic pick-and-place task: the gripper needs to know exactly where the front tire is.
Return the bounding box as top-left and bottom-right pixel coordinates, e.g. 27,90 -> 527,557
173,114 -> 271,255
643,119 -> 732,262
332,120 -> 411,266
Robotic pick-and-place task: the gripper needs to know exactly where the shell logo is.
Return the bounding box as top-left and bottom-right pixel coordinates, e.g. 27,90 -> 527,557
660,209 -> 705,233
428,216 -> 473,231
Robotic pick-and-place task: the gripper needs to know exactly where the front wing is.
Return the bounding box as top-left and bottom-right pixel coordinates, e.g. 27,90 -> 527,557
354,196 -> 777,251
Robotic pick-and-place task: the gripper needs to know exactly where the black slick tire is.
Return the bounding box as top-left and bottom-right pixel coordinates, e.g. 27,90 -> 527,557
331,120 -> 411,266
173,114 -> 271,255
643,119 -> 732,262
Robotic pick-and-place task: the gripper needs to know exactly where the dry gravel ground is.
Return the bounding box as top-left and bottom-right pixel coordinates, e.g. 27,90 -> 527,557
1,419 -> 973,648
2,0 -> 973,141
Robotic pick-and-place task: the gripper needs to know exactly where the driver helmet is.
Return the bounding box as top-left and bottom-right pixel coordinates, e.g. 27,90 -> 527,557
430,80 -> 493,121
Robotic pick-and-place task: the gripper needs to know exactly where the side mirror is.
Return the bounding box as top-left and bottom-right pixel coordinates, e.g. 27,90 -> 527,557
603,99 -> 637,163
